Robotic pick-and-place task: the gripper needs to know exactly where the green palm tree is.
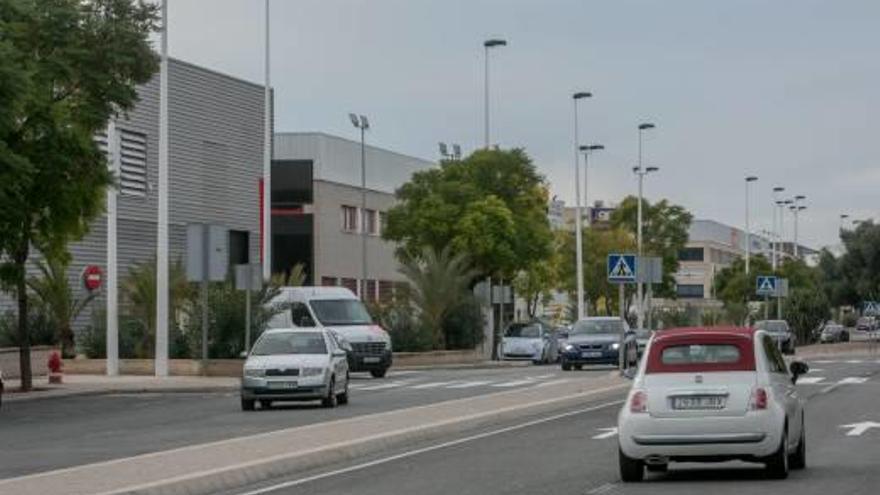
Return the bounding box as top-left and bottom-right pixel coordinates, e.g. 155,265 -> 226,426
270,263 -> 307,287
28,257 -> 96,357
398,246 -> 477,349
121,258 -> 192,357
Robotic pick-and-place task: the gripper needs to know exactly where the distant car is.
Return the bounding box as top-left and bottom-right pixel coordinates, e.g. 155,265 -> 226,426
856,316 -> 877,332
754,320 -> 796,355
559,317 -> 635,370
820,324 -> 849,343
499,321 -> 559,364
553,327 -> 570,361
630,328 -> 654,358
241,327 -> 351,411
618,326 -> 809,482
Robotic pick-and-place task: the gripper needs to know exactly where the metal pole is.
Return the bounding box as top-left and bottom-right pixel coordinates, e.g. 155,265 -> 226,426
793,209 -> 799,258
771,202 -> 777,270
764,294 -> 769,320
155,0 -> 169,377
636,172 -> 644,328
745,180 -> 751,275
573,99 -> 584,320
106,120 -> 119,376
583,149 -> 590,317
201,225 -> 209,374
778,204 -> 786,264
245,283 -> 252,352
484,45 -> 490,149
618,283 -> 625,371
361,126 -> 368,299
262,0 -> 272,280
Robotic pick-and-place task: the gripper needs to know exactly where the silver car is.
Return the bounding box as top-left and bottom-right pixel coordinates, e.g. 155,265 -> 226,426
241,328 -> 350,411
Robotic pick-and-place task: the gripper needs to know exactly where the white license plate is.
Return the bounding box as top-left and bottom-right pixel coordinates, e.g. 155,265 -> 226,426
672,396 -> 726,410
267,381 -> 297,390
363,357 -> 381,363
581,351 -> 602,358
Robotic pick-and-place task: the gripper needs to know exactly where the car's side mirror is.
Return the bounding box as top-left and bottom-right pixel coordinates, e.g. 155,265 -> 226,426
789,361 -> 809,383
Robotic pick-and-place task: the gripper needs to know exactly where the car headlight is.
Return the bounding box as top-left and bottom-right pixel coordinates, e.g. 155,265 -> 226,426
610,343 -> 620,350
564,344 -> 575,352
301,367 -> 324,377
244,368 -> 265,377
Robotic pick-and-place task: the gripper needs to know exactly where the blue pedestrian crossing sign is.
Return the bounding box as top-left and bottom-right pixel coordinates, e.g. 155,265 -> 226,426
756,276 -> 777,296
607,254 -> 637,283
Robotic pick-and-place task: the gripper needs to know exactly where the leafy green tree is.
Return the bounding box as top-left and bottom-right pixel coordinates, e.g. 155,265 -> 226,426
610,196 -> 693,297
385,148 -> 553,282
398,246 -> 478,349
27,257 -> 96,357
714,255 -> 774,307
557,227 -> 637,316
827,221 -> 880,305
513,251 -> 560,318
0,0 -> 159,390
784,289 -> 831,344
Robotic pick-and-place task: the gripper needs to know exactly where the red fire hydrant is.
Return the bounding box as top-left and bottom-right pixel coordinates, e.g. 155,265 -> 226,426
48,351 -> 63,384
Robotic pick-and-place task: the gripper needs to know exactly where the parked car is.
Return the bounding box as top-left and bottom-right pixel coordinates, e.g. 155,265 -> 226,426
559,317 -> 635,370
820,323 -> 849,343
630,328 -> 654,358
754,320 -> 796,354
266,287 -> 392,378
553,326 -> 570,361
499,321 -> 559,364
617,326 -> 809,481
856,316 -> 877,332
241,327 -> 351,411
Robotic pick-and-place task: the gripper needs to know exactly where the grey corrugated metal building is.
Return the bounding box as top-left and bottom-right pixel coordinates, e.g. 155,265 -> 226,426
0,59 -> 266,330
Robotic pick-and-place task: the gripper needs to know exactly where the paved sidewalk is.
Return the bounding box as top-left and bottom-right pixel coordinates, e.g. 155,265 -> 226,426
797,340 -> 880,359
4,374 -> 239,403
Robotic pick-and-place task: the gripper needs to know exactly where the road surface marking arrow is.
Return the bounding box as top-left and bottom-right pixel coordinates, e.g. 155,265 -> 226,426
840,421 -> 880,436
592,427 -> 619,439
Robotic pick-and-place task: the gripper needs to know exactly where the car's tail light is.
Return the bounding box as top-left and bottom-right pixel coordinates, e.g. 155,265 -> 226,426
630,390 -> 648,413
749,387 -> 768,410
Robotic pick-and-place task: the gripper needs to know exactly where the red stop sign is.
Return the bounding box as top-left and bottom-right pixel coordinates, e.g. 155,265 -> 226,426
82,265 -> 103,291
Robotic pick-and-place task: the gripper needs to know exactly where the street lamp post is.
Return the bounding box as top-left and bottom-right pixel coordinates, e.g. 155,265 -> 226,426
780,199 -> 793,260
483,39 -> 507,149
155,0 -> 170,377
791,195 -> 806,258
572,92 -> 592,320
635,123 -> 656,328
349,114 -> 370,299
744,176 -> 758,275
579,143 -> 604,318
771,187 -> 784,270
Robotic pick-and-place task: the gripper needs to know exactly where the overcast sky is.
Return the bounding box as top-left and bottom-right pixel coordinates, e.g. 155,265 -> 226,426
164,0 -> 879,249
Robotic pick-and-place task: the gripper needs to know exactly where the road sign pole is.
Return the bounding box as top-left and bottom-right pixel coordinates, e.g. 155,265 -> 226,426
777,294 -> 783,320
245,265 -> 252,353
201,225 -> 209,375
619,283 -> 625,371
764,293 -> 769,320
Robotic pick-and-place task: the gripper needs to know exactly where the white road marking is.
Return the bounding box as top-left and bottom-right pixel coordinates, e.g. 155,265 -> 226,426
407,381 -> 457,389
233,400 -> 626,495
592,427 -> 618,440
808,368 -> 824,373
840,421 -> 880,436
838,377 -> 869,384
355,380 -> 414,391
446,381 -> 492,389
845,360 -> 864,364
492,380 -> 535,388
813,360 -> 835,364
797,377 -> 825,385
534,379 -> 573,387
587,482 -> 617,494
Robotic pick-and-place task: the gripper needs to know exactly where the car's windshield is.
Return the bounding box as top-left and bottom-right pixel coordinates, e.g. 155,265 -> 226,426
756,321 -> 788,333
309,299 -> 373,326
505,323 -> 541,338
570,319 -> 622,336
250,332 -> 327,356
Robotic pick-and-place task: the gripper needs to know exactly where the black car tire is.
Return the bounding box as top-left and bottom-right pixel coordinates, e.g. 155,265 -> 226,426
370,368 -> 388,379
574,364 -> 583,371
241,398 -> 256,411
561,361 -> 572,371
259,400 -> 273,409
765,428 -> 789,479
322,377 -> 338,408
337,375 -> 350,405
645,463 -> 668,473
619,448 -> 644,482
790,420 -> 806,470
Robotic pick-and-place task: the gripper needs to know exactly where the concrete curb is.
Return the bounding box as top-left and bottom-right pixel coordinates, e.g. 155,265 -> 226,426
5,385 -> 238,403
106,382 -> 627,495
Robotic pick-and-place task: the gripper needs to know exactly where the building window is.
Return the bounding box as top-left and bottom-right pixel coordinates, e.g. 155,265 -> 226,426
379,211 -> 388,235
118,129 -> 148,197
229,230 -> 250,266
365,279 -> 378,302
342,205 -> 358,232
363,209 -> 378,235
321,276 -> 338,287
676,284 -> 705,299
678,247 -> 704,262
340,277 -> 358,293
379,280 -> 394,302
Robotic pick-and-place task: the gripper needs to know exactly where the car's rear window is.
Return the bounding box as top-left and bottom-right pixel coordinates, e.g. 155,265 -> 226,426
646,335 -> 754,373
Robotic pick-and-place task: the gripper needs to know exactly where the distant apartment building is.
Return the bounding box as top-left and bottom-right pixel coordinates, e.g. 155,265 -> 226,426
560,200 -> 616,231
271,133 -> 435,301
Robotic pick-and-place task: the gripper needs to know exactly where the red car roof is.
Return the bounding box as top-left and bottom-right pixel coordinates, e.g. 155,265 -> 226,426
653,326 -> 755,341
646,326 -> 756,373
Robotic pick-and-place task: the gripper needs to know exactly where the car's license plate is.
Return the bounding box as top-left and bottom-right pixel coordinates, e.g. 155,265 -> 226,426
672,396 -> 726,410
581,351 -> 602,358
267,381 -> 297,390
363,357 -> 381,363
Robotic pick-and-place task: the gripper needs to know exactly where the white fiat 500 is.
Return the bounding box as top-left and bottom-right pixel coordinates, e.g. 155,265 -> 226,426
241,328 -> 350,411
618,327 -> 809,481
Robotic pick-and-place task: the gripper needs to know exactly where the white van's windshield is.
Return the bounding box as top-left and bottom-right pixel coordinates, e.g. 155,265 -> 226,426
310,299 -> 373,326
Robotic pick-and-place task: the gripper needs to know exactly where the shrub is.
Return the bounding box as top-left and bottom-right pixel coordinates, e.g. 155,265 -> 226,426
368,300 -> 433,352
0,305 -> 58,348
442,296 -> 485,350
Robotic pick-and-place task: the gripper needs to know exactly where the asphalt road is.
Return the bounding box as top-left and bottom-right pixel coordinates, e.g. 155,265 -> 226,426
0,364 -> 611,479
222,355 -> 880,495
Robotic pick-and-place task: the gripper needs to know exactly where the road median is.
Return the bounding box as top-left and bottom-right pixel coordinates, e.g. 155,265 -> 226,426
0,373 -> 626,495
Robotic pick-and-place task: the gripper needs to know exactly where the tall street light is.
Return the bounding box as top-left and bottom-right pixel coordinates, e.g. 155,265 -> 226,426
744,176 -> 758,275
155,0 -> 170,377
262,0 -> 273,281
349,113 -> 370,299
635,122 -> 656,328
771,186 -> 785,269
580,143 -> 604,318
791,194 -> 806,258
780,199 -> 793,260
483,39 -> 507,149
572,91 -> 592,320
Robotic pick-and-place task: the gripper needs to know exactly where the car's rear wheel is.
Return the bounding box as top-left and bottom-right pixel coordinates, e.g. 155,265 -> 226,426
645,463 -> 668,473
259,400 -> 273,409
370,368 -> 387,379
322,377 -> 338,408
790,420 -> 806,470
574,364 -> 583,370
337,373 -> 350,405
619,448 -> 644,482
765,428 -> 789,479
561,361 -> 572,371
241,398 -> 255,411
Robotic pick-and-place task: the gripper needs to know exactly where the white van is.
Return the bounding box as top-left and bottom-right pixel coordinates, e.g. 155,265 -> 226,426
266,287 -> 393,378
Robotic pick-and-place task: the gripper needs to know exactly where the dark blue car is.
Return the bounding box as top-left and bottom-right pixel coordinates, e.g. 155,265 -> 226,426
560,317 -> 637,370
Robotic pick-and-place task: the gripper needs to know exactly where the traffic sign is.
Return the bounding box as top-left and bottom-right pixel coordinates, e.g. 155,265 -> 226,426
82,265 -> 103,292
756,275 -> 777,296
608,254 -> 637,283
863,301 -> 880,316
